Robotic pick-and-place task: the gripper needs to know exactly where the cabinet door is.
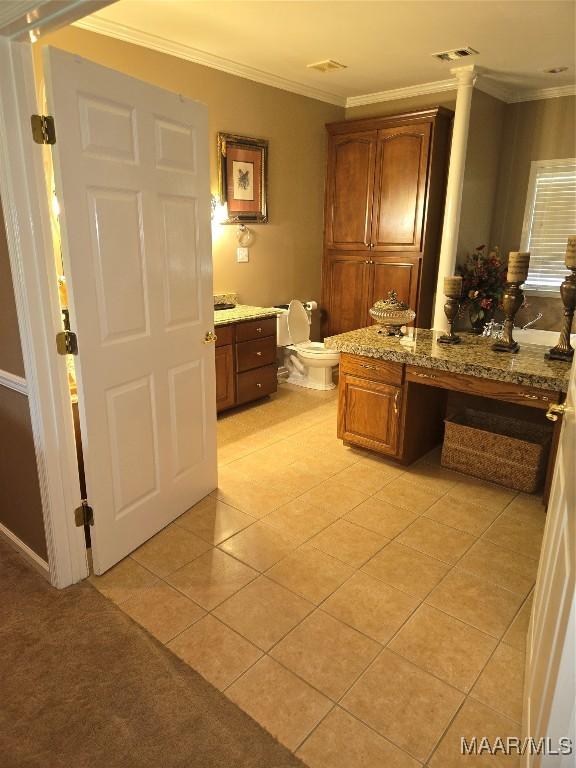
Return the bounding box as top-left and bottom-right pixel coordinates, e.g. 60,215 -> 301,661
215,344 -> 235,412
368,259 -> 421,324
338,374 -> 402,456
322,255 -> 370,336
371,123 -> 431,252
325,131 -> 377,250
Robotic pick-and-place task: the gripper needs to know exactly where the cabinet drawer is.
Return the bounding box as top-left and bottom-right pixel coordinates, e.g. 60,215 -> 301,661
236,364 -> 277,404
235,316 -> 277,342
236,337 -> 277,373
340,353 -> 403,386
215,324 -> 233,347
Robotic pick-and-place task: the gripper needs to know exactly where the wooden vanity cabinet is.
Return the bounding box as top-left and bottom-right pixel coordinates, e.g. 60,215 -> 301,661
322,108 -> 452,336
337,353 -> 444,463
215,327 -> 235,412
215,317 -> 277,413
338,375 -> 403,456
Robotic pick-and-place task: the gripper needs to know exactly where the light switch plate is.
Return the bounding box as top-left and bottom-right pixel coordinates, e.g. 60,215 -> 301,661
237,247 -> 249,263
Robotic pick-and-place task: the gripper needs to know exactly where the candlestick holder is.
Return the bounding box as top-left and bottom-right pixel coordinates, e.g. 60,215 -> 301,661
545,267 -> 576,362
492,281 -> 524,353
438,296 -> 461,344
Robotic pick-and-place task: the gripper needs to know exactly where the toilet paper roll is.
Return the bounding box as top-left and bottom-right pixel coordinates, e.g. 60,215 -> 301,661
304,301 -> 318,311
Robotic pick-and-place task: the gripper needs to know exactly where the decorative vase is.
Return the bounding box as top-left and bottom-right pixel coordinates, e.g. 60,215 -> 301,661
469,304 -> 494,334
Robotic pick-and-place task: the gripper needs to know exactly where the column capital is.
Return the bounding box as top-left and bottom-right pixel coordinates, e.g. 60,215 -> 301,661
450,64 -> 479,87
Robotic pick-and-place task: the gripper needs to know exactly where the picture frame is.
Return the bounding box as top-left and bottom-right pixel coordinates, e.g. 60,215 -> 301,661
217,132 -> 268,224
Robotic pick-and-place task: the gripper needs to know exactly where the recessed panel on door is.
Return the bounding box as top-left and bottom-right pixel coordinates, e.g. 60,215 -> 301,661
88,188 -> 149,344
161,195 -> 200,329
372,125 -> 430,251
328,134 -> 377,249
155,119 -> 196,174
370,260 -> 420,311
107,376 -> 159,518
168,361 -> 206,479
79,96 -> 137,164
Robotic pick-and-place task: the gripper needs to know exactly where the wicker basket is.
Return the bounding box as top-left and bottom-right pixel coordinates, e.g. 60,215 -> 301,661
441,409 -> 551,493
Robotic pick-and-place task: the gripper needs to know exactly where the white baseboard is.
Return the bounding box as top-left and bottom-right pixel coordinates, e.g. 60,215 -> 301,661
0,521 -> 50,578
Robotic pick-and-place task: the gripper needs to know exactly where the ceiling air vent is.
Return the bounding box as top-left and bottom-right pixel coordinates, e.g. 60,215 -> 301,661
432,47 -> 479,63
307,59 -> 347,73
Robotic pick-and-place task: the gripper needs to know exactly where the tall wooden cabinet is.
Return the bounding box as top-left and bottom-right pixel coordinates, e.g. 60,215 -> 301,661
321,108 -> 452,337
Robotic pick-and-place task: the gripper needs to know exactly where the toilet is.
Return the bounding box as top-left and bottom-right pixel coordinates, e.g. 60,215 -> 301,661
276,300 -> 340,390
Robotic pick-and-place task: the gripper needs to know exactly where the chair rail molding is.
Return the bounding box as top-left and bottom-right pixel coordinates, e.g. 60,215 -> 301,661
0,368 -> 28,395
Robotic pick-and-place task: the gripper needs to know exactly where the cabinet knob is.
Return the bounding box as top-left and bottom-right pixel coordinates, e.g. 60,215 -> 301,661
256,351 -> 262,356
256,327 -> 263,333
256,382 -> 262,388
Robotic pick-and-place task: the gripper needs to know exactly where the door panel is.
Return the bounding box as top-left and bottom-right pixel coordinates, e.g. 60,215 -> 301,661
322,255 -> 369,336
371,124 -> 431,251
325,132 -> 377,250
338,374 -> 401,456
369,260 -> 421,324
44,48 -> 217,574
524,360 -> 575,766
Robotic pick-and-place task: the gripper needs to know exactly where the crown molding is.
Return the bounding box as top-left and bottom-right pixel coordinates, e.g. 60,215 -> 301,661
508,84 -> 576,103
74,17 -> 347,107
74,16 -> 576,110
345,78 -> 458,108
474,78 -> 515,103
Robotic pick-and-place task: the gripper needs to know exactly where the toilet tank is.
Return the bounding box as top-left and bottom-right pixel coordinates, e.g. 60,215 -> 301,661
276,309 -> 291,346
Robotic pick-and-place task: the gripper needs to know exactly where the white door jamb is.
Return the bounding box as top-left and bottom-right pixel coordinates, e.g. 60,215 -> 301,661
0,38 -> 87,588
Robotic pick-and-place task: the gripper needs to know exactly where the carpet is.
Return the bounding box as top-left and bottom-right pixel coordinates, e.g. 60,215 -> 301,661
0,538 -> 305,768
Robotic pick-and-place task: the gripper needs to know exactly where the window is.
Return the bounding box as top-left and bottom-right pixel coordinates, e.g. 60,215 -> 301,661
520,158 -> 576,293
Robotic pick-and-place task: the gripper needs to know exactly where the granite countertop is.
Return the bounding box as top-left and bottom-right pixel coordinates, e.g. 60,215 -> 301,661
214,304 -> 282,326
325,326 -> 572,392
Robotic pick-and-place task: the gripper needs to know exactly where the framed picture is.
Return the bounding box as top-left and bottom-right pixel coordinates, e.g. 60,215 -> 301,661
217,132 -> 268,223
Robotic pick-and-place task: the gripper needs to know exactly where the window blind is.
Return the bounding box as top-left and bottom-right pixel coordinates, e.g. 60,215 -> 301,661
521,159 -> 576,292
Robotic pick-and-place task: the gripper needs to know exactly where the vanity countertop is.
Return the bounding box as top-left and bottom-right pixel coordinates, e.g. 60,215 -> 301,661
214,304 -> 281,326
325,326 -> 572,392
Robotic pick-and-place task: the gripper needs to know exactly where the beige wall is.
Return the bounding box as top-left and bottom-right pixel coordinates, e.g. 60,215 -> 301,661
458,90 -> 506,265
0,199 -> 25,377
491,95 -> 576,255
491,95 -> 576,330
35,27 -> 344,314
0,197 -> 47,560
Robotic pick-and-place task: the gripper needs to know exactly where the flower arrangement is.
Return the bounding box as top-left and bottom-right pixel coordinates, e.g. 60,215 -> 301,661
457,245 -> 507,331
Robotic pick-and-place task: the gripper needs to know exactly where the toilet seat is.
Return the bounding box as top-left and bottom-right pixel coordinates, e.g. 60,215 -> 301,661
288,341 -> 331,355
287,300 -> 312,344
281,300 -> 339,390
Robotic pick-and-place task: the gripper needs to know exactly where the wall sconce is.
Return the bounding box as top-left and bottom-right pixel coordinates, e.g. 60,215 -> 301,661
211,193 -> 228,225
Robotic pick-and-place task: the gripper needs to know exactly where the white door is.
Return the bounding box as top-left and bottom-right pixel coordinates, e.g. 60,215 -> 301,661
44,47 -> 217,574
524,360 -> 575,766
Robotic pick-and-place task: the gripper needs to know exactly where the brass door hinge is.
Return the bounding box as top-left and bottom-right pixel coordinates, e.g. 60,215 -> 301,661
56,330 -> 78,356
74,500 -> 94,527
31,114 -> 56,145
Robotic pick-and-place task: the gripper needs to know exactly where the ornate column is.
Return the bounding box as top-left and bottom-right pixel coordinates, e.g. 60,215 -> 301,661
433,65 -> 478,330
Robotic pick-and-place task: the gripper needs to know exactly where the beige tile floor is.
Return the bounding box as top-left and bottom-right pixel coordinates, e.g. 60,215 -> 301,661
91,383 -> 545,767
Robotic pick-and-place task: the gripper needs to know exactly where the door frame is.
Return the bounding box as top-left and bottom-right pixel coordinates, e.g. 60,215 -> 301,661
0,38 -> 88,587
